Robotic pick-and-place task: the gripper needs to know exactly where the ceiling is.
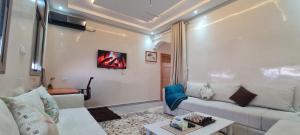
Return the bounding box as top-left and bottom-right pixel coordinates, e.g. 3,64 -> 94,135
49,0 -> 230,35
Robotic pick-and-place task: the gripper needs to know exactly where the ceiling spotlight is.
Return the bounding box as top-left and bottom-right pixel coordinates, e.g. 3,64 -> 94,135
91,0 -> 95,4
58,6 -> 63,10
194,10 -> 198,15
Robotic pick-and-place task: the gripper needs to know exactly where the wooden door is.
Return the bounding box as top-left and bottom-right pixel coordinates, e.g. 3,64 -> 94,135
160,53 -> 171,101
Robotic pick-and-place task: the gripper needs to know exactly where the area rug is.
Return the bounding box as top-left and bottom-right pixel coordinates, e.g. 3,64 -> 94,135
88,107 -> 121,122
99,107 -> 224,135
99,107 -> 172,135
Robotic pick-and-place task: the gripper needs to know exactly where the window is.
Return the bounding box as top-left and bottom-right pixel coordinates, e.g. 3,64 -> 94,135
30,0 -> 47,76
0,0 -> 11,74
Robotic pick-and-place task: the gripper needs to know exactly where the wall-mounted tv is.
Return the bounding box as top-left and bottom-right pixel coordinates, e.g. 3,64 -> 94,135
97,50 -> 127,69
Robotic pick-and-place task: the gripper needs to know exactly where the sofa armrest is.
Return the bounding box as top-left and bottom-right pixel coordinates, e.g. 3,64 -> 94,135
53,94 -> 84,109
163,88 -> 173,115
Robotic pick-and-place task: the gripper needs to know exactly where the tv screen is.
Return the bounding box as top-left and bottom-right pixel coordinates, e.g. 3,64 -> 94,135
97,50 -> 127,69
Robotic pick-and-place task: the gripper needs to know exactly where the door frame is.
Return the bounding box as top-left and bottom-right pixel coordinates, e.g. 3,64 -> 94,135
160,53 -> 171,101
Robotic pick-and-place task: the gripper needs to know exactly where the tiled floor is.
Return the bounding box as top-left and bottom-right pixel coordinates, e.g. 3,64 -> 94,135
108,101 -> 163,115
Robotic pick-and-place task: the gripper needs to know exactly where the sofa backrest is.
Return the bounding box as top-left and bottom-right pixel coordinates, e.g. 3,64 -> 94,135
186,81 -> 300,112
0,99 -> 20,135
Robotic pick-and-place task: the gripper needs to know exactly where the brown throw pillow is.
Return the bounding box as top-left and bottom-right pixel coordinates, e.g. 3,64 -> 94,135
230,86 -> 257,107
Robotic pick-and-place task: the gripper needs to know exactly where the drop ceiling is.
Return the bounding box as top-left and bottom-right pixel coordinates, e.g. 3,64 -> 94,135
49,0 -> 230,34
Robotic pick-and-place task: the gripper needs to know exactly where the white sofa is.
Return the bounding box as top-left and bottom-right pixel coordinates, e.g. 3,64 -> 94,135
163,82 -> 300,135
0,94 -> 107,135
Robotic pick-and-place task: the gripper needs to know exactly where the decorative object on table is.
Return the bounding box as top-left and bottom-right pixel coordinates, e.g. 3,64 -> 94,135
161,124 -> 201,135
169,116 -> 189,131
183,112 -> 216,127
47,77 -> 55,90
145,51 -> 157,62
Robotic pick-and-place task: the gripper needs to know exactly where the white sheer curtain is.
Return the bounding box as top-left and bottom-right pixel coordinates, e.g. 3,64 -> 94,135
170,21 -> 188,86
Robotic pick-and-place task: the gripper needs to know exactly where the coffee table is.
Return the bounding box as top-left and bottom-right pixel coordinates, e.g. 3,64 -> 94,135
144,112 -> 234,135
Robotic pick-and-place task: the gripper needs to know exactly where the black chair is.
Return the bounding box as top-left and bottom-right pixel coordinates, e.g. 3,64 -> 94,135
79,77 -> 94,100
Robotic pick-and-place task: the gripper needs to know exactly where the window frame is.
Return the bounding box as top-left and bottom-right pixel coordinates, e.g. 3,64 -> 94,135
30,0 -> 47,76
0,0 -> 12,74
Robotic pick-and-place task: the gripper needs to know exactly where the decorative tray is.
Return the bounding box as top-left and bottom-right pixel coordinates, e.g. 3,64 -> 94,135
183,113 -> 216,127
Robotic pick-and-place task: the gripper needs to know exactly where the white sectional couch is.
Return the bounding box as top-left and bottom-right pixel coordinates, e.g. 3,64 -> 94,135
163,82 -> 300,135
0,93 -> 107,135
54,94 -> 107,135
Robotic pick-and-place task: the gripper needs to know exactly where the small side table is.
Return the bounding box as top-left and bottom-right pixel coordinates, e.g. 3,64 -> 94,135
266,120 -> 300,135
48,88 -> 80,95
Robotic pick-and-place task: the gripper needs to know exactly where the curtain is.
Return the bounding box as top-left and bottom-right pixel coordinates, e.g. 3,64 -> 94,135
170,21 -> 188,86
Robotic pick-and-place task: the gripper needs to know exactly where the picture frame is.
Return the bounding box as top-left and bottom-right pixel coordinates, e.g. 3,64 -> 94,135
145,51 -> 157,62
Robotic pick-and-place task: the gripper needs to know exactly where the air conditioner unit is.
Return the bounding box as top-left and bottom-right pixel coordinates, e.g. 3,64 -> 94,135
48,11 -> 86,30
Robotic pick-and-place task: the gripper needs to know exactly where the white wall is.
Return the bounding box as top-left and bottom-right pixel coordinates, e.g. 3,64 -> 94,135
0,0 -> 40,96
45,21 -> 162,107
187,0 -> 300,110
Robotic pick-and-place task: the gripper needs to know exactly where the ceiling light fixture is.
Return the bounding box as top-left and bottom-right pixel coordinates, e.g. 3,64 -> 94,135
91,0 -> 95,4
194,10 -> 198,15
150,32 -> 154,35
58,6 -> 63,10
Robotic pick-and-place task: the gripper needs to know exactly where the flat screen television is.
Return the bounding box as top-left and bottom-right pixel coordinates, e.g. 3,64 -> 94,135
97,50 -> 127,69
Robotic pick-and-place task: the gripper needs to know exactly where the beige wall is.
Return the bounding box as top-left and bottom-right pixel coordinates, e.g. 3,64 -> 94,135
45,21 -> 162,107
0,0 -> 41,96
187,0 -> 300,110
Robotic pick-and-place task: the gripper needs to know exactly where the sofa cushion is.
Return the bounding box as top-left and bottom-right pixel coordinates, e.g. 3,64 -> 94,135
186,82 -> 208,98
261,109 -> 300,131
230,86 -> 257,107
178,97 -> 268,130
244,84 -> 296,112
15,90 -> 45,112
33,86 -> 60,123
57,108 -> 107,135
0,99 -> 20,135
199,86 -> 215,100
210,83 -> 240,103
2,97 -> 59,135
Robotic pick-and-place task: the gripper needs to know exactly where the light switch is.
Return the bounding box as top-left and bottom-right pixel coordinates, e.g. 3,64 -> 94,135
19,45 -> 26,56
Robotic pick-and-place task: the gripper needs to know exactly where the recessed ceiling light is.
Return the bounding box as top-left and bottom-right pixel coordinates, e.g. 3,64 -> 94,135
194,10 -> 198,15
58,6 -> 63,10
91,0 -> 95,4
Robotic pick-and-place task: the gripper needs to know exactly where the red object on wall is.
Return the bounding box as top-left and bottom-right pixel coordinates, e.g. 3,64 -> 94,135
97,50 -> 127,69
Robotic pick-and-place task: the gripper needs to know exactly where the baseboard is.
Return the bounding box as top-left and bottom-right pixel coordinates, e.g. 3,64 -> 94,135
87,99 -> 161,109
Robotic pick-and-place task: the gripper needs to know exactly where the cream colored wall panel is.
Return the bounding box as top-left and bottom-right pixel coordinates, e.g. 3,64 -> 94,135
45,21 -> 160,107
187,0 -> 300,110
0,0 -> 40,96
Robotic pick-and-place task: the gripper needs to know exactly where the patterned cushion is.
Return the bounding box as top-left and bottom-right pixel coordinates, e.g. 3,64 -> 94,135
2,97 -> 59,135
15,90 -> 45,112
199,84 -> 215,100
186,82 -> 208,98
33,86 -> 59,123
